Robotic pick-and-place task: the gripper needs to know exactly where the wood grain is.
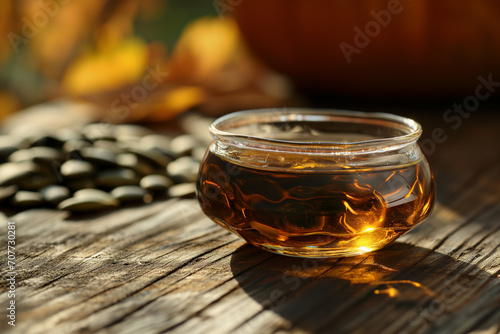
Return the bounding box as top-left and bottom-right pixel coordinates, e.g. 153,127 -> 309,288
1,111 -> 500,334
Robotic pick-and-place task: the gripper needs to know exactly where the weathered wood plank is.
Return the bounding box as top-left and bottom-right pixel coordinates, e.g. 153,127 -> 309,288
0,111 -> 499,334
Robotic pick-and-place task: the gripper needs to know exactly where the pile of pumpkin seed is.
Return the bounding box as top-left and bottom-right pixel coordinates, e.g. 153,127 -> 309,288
0,123 -> 208,213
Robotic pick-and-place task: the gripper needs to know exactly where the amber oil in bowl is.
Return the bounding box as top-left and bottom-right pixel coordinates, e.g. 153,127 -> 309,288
197,109 -> 435,258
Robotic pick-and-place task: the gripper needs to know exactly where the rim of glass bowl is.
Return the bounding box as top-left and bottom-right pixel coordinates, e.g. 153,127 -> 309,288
209,109 -> 422,155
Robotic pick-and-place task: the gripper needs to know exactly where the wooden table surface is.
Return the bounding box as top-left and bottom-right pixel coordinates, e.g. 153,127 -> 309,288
1,107 -> 500,334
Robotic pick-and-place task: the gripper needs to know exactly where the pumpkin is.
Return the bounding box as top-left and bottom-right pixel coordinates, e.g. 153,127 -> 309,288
233,1 -> 500,97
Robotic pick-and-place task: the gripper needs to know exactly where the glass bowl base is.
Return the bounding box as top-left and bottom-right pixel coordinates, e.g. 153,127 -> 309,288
254,243 -> 388,258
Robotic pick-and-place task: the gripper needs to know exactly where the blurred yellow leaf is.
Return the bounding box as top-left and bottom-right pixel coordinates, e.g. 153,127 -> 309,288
119,85 -> 207,123
167,17 -> 240,83
152,86 -> 206,120
62,38 -> 148,96
86,15 -> 293,122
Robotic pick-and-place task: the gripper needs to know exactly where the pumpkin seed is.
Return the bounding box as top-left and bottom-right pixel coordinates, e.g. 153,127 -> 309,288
167,183 -> 197,198
40,185 -> 71,205
125,145 -> 171,168
60,160 -> 95,178
167,156 -> 200,183
81,147 -> 118,166
95,169 -> 139,188
0,185 -> 18,203
58,195 -> 118,212
140,174 -> 174,193
0,161 -> 38,186
11,191 -> 44,207
169,134 -> 201,156
111,185 -> 152,203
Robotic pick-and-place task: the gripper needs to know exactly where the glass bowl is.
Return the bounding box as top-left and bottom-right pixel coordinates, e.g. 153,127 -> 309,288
196,109 -> 435,258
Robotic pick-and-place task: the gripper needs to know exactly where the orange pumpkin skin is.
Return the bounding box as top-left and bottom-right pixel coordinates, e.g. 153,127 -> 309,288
233,1 -> 500,97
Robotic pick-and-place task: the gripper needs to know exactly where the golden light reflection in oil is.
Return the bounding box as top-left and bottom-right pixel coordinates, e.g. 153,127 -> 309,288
343,200 -> 357,215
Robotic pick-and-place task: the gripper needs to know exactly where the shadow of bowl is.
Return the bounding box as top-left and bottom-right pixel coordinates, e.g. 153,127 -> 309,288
230,242 -> 499,333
